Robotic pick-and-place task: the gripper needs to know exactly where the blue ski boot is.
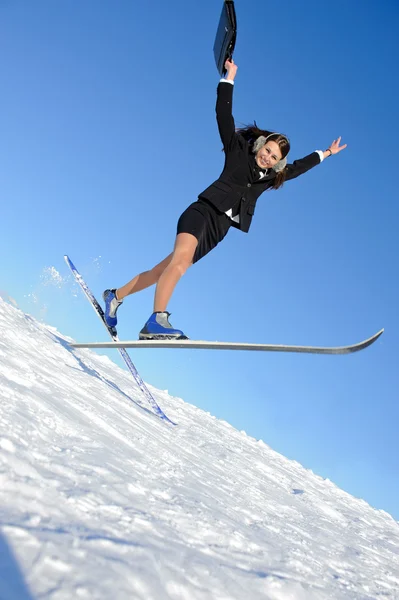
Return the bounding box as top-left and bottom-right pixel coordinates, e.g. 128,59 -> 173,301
139,312 -> 187,340
103,289 -> 123,328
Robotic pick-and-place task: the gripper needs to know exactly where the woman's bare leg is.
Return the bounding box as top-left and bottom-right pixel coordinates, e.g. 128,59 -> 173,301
154,233 -> 198,312
116,253 -> 173,300
115,232 -> 198,307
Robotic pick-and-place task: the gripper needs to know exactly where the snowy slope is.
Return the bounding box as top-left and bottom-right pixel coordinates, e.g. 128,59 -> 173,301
0,298 -> 398,600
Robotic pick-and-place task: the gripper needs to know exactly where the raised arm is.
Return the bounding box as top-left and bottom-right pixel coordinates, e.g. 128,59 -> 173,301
216,59 -> 238,151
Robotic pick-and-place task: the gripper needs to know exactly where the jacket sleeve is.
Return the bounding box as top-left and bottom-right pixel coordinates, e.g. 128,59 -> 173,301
285,151 -> 321,181
216,82 -> 237,151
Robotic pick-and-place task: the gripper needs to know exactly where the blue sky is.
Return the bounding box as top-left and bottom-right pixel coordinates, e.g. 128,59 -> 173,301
1,0 -> 398,520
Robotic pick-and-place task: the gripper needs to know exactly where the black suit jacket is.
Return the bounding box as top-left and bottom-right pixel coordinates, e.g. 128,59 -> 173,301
198,82 -> 321,233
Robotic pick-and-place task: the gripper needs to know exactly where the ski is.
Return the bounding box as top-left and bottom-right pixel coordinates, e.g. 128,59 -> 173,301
70,329 -> 384,355
64,256 -> 175,425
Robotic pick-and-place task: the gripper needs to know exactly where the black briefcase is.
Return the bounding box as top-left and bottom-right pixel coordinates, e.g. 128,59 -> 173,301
213,1 -> 237,76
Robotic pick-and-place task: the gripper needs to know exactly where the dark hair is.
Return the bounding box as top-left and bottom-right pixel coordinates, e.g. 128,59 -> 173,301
236,122 -> 291,190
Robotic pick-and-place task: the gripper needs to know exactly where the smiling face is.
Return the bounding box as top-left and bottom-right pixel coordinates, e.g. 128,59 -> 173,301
255,140 -> 283,169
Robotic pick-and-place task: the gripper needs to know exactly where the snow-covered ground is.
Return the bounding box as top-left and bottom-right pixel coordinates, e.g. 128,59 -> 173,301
1,298 -> 398,600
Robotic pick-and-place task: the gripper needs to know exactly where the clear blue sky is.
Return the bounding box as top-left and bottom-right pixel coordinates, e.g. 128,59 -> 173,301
1,1 -> 398,520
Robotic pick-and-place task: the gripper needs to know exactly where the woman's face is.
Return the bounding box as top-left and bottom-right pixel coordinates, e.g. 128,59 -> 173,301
255,141 -> 283,169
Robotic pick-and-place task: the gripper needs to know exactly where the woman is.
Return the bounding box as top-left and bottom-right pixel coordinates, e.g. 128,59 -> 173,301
103,59 -> 347,340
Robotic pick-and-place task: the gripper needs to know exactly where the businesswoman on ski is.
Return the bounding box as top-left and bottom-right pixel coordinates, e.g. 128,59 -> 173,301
103,59 -> 347,339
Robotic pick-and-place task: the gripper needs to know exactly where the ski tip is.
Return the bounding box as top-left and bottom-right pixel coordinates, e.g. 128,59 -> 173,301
359,327 -> 384,351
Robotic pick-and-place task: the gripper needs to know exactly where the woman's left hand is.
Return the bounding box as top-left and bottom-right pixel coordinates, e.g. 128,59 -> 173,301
327,136 -> 347,156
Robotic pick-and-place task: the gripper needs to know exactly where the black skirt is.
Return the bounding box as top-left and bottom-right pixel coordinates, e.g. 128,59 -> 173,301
176,199 -> 232,264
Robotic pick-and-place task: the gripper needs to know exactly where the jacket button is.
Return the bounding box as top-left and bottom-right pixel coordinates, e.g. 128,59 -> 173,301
247,183 -> 251,187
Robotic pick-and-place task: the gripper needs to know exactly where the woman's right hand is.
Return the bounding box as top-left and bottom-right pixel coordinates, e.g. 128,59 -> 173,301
225,58 -> 238,81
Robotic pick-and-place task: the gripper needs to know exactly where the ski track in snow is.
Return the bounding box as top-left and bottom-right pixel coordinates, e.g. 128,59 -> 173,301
0,298 -> 398,600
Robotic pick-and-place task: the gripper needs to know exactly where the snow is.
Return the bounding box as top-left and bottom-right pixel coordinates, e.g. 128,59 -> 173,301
0,297 -> 398,600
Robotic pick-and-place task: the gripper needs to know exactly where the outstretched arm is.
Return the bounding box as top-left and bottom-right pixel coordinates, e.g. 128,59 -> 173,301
285,137 -> 347,181
216,59 -> 239,151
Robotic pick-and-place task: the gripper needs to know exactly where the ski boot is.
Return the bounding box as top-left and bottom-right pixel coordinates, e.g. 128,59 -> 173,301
139,312 -> 187,340
103,289 -> 123,328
